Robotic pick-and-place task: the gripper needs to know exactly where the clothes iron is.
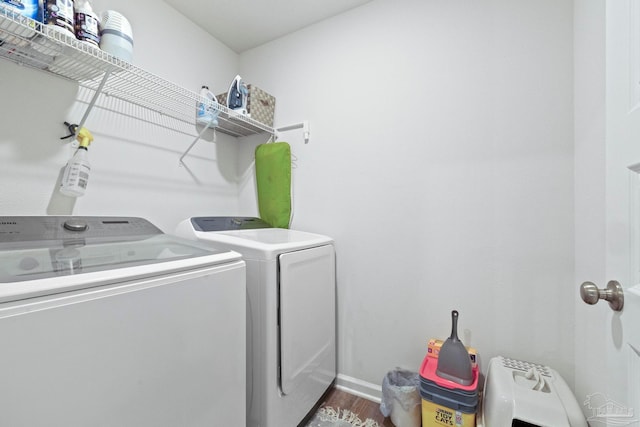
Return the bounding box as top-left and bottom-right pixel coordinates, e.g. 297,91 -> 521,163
226,75 -> 249,115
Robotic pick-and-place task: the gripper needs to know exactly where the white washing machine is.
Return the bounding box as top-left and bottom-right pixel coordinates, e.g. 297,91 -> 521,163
176,217 -> 337,427
0,216 -> 246,427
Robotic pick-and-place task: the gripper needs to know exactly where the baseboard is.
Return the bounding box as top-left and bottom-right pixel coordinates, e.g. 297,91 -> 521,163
335,374 -> 382,403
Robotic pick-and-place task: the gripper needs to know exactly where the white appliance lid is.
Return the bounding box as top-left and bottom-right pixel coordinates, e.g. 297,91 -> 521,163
0,216 -> 236,283
192,228 -> 333,260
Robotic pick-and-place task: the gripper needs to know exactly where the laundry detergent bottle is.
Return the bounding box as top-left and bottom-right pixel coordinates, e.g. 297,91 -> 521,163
60,127 -> 93,197
196,85 -> 220,127
74,0 -> 100,47
43,0 -> 75,38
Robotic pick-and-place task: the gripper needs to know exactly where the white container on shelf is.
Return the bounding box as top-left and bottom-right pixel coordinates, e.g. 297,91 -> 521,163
196,85 -> 220,127
99,10 -> 132,62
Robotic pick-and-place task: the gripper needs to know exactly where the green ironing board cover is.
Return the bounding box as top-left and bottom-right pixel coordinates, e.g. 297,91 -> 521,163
255,142 -> 291,228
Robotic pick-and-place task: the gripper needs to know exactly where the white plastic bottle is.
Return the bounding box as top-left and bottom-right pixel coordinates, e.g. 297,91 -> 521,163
60,128 -> 92,197
73,0 -> 100,47
196,85 -> 220,127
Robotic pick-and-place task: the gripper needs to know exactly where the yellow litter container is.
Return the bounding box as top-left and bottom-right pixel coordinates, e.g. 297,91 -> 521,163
421,397 -> 476,426
420,354 -> 478,426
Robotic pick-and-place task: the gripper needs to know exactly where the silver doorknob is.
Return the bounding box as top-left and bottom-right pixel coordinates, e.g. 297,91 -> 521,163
580,280 -> 624,311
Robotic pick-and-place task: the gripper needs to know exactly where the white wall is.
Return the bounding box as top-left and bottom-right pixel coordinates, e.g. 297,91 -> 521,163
0,0 -> 242,232
240,0 -> 575,391
1,0 -> 577,395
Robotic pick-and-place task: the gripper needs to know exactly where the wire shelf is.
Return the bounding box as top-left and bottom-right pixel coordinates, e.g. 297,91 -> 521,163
0,7 -> 274,137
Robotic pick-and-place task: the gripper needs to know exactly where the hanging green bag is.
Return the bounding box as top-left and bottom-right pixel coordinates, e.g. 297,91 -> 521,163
255,142 -> 291,228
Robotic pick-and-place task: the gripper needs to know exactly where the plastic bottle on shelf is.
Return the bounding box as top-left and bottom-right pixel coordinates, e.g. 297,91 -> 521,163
98,10 -> 134,62
60,128 -> 93,197
0,0 -> 40,20
0,0 -> 42,46
43,0 -> 75,39
73,0 -> 99,47
196,85 -> 220,127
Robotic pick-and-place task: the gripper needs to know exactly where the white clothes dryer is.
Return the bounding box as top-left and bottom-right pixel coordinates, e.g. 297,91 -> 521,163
0,216 -> 246,427
176,217 -> 337,427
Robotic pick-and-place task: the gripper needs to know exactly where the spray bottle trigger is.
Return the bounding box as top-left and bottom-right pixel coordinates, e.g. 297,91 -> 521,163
76,128 -> 94,148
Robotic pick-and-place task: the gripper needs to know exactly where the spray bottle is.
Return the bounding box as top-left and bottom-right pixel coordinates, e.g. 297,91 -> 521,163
60,127 -> 93,197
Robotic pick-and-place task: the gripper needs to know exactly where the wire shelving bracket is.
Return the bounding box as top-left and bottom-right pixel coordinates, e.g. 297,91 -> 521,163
0,8 -> 275,143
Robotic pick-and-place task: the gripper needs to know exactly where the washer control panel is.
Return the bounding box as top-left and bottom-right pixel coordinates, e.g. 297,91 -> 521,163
0,216 -> 162,243
191,216 -> 271,232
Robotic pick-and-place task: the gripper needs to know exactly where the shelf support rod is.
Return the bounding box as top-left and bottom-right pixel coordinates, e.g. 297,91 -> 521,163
275,120 -> 310,143
76,70 -> 111,132
179,121 -> 213,165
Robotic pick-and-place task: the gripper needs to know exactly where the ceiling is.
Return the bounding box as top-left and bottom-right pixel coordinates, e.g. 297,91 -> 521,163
163,0 -> 373,53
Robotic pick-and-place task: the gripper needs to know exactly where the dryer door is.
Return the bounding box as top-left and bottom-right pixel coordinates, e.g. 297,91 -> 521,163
279,244 -> 336,396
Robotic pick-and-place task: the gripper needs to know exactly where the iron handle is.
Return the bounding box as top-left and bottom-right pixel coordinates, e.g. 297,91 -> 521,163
580,280 -> 624,311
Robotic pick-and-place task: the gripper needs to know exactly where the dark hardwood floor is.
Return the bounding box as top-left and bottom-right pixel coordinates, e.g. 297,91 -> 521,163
304,386 -> 395,426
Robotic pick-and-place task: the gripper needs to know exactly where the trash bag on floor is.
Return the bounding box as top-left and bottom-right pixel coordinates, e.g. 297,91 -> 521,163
380,368 -> 421,427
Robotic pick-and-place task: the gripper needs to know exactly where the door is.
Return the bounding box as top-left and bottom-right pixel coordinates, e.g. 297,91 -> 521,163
278,244 -> 336,396
575,1 -> 640,425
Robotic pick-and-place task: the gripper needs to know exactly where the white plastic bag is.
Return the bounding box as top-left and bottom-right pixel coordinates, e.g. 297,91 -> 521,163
379,368 -> 421,427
